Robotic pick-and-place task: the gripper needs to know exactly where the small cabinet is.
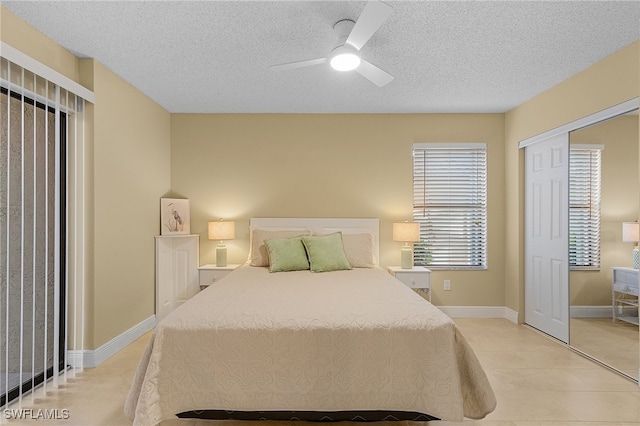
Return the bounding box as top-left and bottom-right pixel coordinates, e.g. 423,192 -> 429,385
155,235 -> 199,322
612,267 -> 639,326
388,266 -> 432,302
198,264 -> 241,290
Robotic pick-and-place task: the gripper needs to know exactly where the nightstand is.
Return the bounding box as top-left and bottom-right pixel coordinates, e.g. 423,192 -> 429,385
388,266 -> 431,302
612,266 -> 639,325
198,264 -> 241,290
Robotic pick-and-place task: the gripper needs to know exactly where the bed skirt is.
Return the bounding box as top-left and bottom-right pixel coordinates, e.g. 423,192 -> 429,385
177,409 -> 439,422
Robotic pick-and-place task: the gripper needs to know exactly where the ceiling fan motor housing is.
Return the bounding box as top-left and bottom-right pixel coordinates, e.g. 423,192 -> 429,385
330,19 -> 361,71
333,19 -> 356,49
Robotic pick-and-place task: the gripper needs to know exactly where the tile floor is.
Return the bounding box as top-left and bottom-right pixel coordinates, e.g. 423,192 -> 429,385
3,318 -> 640,425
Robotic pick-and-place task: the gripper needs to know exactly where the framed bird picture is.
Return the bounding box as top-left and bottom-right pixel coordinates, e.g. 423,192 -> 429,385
160,198 -> 190,235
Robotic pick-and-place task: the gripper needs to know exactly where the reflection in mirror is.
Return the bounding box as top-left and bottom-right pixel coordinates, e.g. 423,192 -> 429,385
569,109 -> 639,381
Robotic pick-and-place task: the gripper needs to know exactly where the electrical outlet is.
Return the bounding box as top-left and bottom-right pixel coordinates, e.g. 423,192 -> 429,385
444,279 -> 451,291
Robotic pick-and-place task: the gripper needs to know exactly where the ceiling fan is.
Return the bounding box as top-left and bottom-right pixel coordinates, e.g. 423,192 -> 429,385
271,0 -> 394,87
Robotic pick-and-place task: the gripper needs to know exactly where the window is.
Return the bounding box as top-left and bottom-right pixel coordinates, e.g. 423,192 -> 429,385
412,143 -> 487,269
0,54 -> 90,406
569,145 -> 602,270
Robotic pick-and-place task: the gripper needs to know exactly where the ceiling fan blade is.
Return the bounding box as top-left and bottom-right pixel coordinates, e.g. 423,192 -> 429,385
355,59 -> 394,87
345,0 -> 392,51
271,58 -> 327,71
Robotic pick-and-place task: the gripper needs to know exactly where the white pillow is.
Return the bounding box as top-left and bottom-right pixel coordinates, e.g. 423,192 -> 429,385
249,229 -> 310,267
311,232 -> 374,268
341,233 -> 375,268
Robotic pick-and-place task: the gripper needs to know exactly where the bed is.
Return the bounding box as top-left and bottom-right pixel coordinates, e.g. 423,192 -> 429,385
125,218 -> 496,425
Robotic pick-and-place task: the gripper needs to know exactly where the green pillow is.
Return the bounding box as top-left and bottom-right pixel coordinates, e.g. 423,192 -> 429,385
301,232 -> 352,273
264,237 -> 310,272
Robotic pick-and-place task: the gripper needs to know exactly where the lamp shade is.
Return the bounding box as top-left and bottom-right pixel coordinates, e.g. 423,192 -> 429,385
393,222 -> 420,243
622,222 -> 640,243
208,220 -> 235,241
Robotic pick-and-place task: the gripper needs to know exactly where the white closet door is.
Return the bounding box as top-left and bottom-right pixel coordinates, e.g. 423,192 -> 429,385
524,133 -> 569,343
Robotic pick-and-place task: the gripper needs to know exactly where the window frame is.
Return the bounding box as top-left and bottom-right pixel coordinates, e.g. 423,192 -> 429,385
0,86 -> 67,406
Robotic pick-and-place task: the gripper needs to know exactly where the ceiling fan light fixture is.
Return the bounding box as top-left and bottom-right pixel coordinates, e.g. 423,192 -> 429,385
330,46 -> 361,71
271,1 -> 395,85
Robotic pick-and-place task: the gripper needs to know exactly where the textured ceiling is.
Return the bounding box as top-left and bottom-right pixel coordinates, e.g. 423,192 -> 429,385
3,1 -> 639,113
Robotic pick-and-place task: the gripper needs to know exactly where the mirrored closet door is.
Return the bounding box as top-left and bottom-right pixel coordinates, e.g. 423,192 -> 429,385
569,109 -> 639,381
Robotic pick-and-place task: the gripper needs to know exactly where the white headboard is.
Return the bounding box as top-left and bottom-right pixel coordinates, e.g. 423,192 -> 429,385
249,218 -> 380,265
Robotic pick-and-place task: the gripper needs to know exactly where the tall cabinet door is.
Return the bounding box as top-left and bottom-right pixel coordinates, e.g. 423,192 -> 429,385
525,133 -> 570,343
155,235 -> 199,322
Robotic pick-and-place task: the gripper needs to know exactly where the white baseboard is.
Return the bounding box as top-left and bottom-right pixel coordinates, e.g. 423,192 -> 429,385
570,305 -> 612,318
503,307 -> 519,323
439,306 -> 519,324
67,315 -> 155,368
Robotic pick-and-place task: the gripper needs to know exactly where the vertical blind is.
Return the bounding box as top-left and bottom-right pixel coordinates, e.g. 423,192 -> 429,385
0,54 -> 89,409
569,145 -> 602,269
412,143 -> 487,269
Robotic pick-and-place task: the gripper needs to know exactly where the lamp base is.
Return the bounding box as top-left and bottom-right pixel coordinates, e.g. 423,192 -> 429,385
401,246 -> 413,269
633,247 -> 639,270
216,245 -> 227,267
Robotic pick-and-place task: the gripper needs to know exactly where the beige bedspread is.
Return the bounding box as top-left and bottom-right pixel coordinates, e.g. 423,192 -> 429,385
125,266 -> 495,426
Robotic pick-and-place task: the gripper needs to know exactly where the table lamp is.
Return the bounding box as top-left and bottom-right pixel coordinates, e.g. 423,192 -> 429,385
622,222 -> 640,269
208,220 -> 235,267
393,222 -> 420,269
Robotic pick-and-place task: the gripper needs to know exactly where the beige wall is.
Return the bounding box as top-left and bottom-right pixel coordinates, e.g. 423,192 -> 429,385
89,61 -> 171,347
570,115 -> 639,307
505,40 -> 640,319
1,6 -> 172,349
3,2 -> 639,349
170,113 -> 506,306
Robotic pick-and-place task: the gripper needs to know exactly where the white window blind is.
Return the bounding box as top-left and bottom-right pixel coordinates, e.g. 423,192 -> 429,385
412,143 -> 487,269
569,145 -> 602,270
1,51 -> 91,409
